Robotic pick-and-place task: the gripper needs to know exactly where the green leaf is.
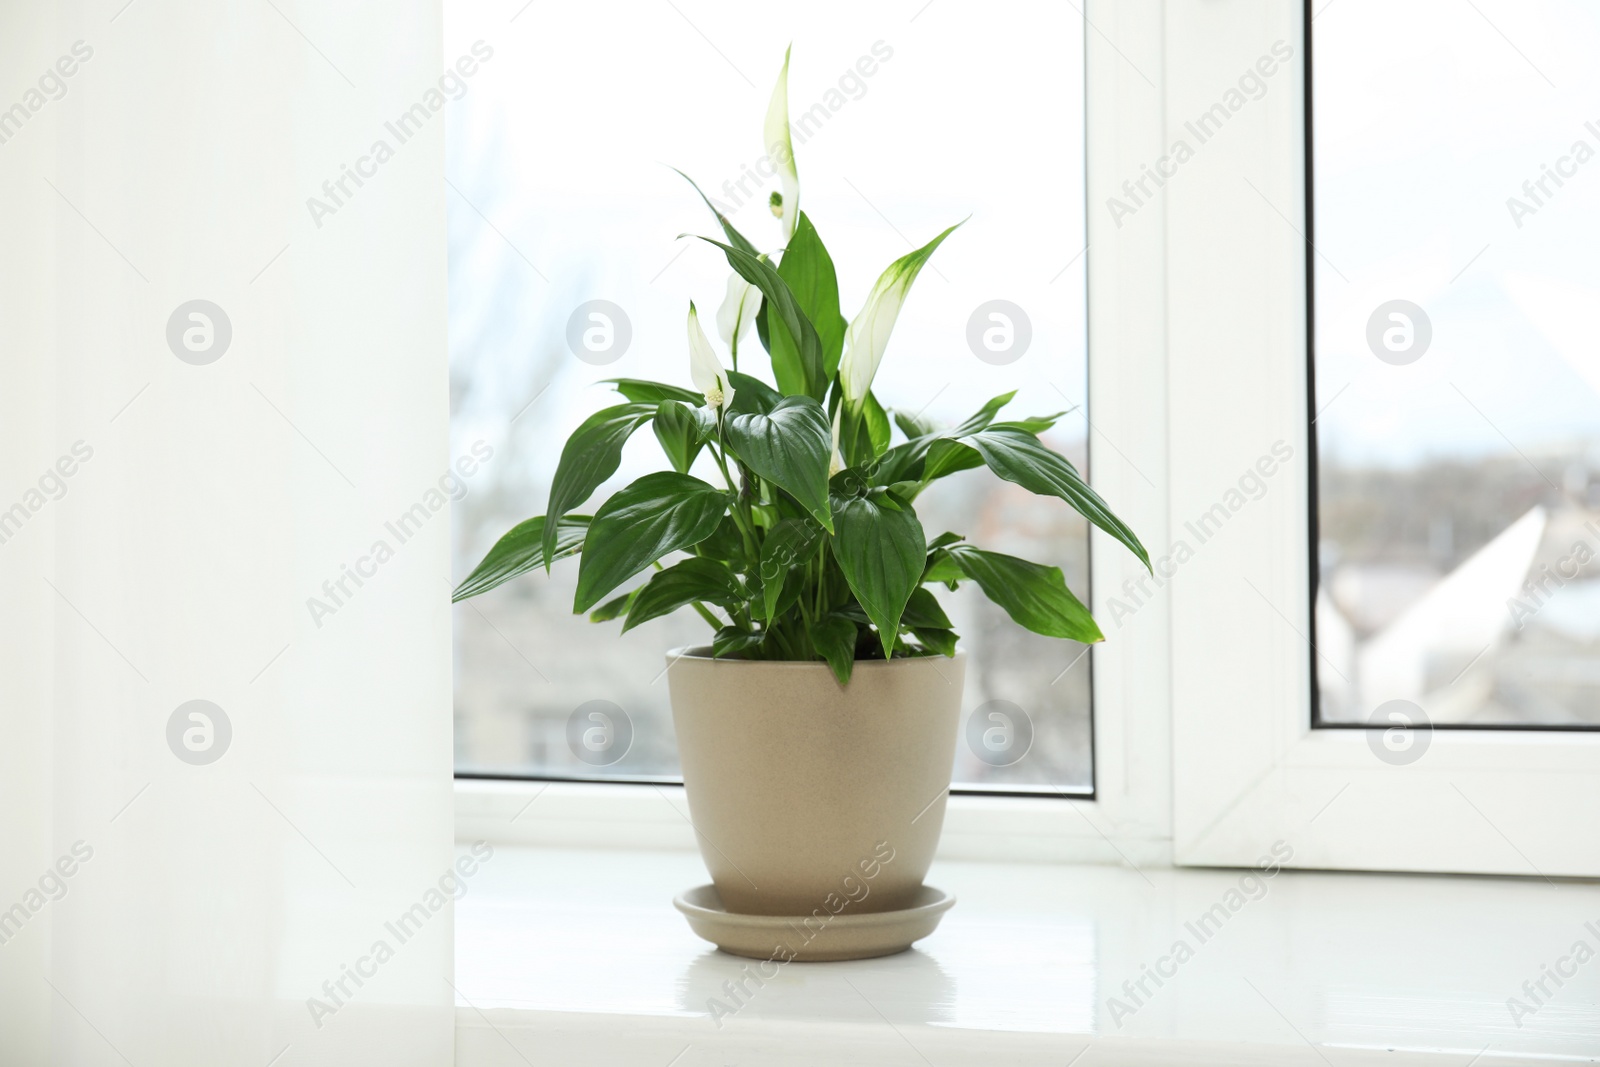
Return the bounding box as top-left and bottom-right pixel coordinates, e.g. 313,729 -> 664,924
543,404 -> 658,565
694,513 -> 749,568
926,531 -> 965,552
808,615 -> 858,685
754,294 -> 773,356
922,437 -> 984,481
689,235 -> 825,399
653,400 -> 712,474
725,396 -> 834,531
726,371 -> 783,416
830,492 -> 926,657
589,588 -> 639,623
769,212 -> 847,382
574,472 -> 729,613
622,557 -> 744,632
923,554 -> 964,588
962,428 -> 1150,570
604,379 -> 704,405
671,168 -> 761,257
838,391 -> 891,468
909,627 -> 958,657
951,391 -> 1017,436
758,518 -> 822,620
992,412 -> 1069,435
832,603 -> 871,626
712,626 -> 765,658
453,515 -> 589,602
946,545 -> 1102,642
901,586 -> 953,629
894,409 -> 940,440
871,436 -> 934,485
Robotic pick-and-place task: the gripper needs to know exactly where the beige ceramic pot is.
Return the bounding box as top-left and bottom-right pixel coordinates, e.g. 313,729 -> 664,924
666,646 -> 965,916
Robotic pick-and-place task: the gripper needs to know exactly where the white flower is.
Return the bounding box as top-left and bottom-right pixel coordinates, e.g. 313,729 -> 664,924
829,404 -> 844,477
839,221 -> 964,407
687,301 -> 735,411
715,272 -> 759,357
764,46 -> 799,241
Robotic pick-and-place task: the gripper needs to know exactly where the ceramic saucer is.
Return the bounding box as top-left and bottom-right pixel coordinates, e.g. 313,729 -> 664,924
673,883 -> 954,961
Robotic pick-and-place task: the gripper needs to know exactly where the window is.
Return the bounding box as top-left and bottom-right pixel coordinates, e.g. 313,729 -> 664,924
1166,0 -> 1600,877
446,4 -> 1096,791
1310,0 -> 1600,731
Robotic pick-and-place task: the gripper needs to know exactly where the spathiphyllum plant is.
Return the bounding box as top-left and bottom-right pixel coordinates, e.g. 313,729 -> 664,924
453,49 -> 1150,685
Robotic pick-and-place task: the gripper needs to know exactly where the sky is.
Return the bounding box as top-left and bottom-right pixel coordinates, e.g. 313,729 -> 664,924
442,0 -> 1088,525
1312,0 -> 1600,468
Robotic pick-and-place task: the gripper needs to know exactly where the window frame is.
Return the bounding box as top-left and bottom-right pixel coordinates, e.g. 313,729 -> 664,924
1165,0 -> 1600,877
455,1 -> 1600,877
1302,0 -> 1600,738
452,1 -> 1178,864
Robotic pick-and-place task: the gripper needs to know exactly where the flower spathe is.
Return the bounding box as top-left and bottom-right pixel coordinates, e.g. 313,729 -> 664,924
764,46 -> 799,241
715,272 -> 759,358
687,301 -> 735,411
839,220 -> 965,407
828,404 -> 845,478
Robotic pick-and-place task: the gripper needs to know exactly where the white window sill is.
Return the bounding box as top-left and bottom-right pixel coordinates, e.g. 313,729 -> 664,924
454,779 -> 1172,867
452,839 -> 1599,1066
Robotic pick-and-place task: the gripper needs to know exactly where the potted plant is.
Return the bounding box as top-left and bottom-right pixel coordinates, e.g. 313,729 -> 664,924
454,50 -> 1147,959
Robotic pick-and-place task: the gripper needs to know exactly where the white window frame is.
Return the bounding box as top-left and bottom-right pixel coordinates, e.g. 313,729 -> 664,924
457,0 -> 1600,877
1160,0 -> 1600,877
455,0 -> 1175,868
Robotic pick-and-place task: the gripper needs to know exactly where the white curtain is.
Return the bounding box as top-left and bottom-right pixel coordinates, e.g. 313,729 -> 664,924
1,2 -> 454,1063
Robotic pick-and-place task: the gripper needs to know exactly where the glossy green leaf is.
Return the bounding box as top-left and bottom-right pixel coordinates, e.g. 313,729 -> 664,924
689,235 -> 825,399
574,472 -> 728,613
921,437 -> 984,482
946,545 -> 1102,643
830,492 -> 926,657
909,627 -> 958,657
962,427 -> 1150,570
951,391 -> 1017,436
672,168 -> 761,256
808,615 -> 858,685
870,435 -> 934,485
725,396 -> 834,531
901,586 -> 953,629
712,626 -> 765,658
453,515 -> 589,602
758,518 -> 822,620
622,557 -> 744,632
604,379 -> 704,406
991,411 -> 1069,435
918,538 -> 966,592
893,409 -> 939,440
543,403 -> 658,565
726,371 -> 782,416
694,513 -> 749,568
769,212 -> 847,382
588,588 -> 639,623
923,554 -> 964,588
653,400 -> 712,474
838,391 -> 891,468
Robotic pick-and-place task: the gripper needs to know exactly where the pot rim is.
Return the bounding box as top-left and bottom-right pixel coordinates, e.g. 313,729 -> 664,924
665,645 -> 965,670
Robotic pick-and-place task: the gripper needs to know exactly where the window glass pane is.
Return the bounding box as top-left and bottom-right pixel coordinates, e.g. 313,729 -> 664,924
447,3 -> 1092,785
1312,0 -> 1600,726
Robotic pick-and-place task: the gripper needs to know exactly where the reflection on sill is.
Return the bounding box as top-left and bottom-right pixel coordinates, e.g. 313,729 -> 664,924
454,844 -> 1599,1066
453,770 -> 1094,799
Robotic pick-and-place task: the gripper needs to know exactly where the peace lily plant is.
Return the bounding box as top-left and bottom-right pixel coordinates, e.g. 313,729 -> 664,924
453,50 -> 1149,686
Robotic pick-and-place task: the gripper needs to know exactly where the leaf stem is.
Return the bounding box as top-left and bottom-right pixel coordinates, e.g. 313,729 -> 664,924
710,437 -> 761,560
